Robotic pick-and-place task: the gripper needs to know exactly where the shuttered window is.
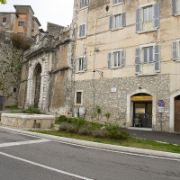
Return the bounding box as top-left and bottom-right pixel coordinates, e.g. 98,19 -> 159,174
79,24 -> 86,37
135,44 -> 160,74
109,13 -> 126,30
113,0 -> 123,5
108,50 -> 125,69
172,40 -> 180,60
80,0 -> 88,9
136,3 -> 160,33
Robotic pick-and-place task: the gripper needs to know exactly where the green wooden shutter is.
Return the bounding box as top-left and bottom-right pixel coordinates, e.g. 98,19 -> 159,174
154,45 -> 160,72
153,3 -> 160,28
83,57 -> 87,71
109,15 -> 113,30
136,8 -> 142,33
172,41 -> 178,60
172,0 -> 177,16
108,53 -> 112,69
122,13 -> 126,27
135,48 -> 141,74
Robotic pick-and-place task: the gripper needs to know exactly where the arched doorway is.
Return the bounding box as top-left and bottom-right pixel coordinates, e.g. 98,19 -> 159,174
175,95 -> 180,132
131,93 -> 152,128
33,63 -> 42,108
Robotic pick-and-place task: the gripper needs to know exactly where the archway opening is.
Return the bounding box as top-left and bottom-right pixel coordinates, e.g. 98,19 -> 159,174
131,93 -> 152,128
33,63 -> 42,108
175,95 -> 180,132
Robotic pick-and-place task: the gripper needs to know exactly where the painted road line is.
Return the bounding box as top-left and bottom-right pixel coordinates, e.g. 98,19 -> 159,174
0,152 -> 94,180
0,139 -> 50,148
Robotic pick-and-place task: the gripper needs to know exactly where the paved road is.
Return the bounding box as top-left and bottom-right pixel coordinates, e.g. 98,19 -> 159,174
0,128 -> 179,180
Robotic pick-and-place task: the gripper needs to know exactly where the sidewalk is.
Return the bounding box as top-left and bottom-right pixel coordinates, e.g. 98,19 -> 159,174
124,128 -> 180,145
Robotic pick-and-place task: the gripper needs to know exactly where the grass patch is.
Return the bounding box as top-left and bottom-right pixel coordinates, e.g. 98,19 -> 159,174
22,107 -> 42,114
34,115 -> 180,153
33,129 -> 180,154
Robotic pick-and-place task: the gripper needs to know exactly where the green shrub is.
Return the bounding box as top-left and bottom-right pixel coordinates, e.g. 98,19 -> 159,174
92,129 -> 107,138
23,107 -> 41,114
105,112 -> 111,121
96,106 -> 102,121
71,118 -> 86,128
59,122 -> 78,133
55,115 -> 70,124
78,126 -> 91,135
105,124 -> 129,140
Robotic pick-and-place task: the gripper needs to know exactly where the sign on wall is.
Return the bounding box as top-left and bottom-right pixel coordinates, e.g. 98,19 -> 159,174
157,99 -> 165,113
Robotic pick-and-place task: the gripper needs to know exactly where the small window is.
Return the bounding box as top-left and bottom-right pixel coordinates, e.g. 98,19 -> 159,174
2,17 -> 6,23
172,40 -> 180,60
80,0 -> 88,9
177,0 -> 180,14
78,57 -> 84,71
113,0 -> 123,5
76,92 -> 82,105
76,57 -> 87,72
13,88 -> 17,93
143,46 -> 154,63
113,51 -> 123,67
18,21 -> 25,27
109,13 -> 126,30
108,50 -> 125,69
79,24 -> 86,37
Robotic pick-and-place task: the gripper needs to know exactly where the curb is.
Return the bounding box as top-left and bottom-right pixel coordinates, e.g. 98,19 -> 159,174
0,126 -> 180,161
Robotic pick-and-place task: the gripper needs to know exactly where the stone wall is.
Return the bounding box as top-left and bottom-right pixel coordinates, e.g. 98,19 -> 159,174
0,32 -> 23,107
74,74 -> 170,131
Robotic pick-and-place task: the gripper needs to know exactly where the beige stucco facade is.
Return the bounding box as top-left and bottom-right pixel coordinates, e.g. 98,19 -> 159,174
72,0 -> 180,132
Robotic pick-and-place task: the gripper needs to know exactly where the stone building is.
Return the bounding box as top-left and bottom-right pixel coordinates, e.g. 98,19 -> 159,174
18,23 -> 73,115
0,5 -> 40,108
0,5 -> 40,37
72,0 -> 180,132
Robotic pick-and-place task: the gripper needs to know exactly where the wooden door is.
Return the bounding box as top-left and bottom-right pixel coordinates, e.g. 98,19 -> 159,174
175,100 -> 180,132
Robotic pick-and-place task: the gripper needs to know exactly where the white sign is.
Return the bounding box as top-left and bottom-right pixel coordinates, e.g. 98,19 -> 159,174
158,106 -> 165,113
111,87 -> 117,93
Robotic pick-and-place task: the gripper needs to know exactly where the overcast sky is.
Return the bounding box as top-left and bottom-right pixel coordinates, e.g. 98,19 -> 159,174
0,0 -> 74,30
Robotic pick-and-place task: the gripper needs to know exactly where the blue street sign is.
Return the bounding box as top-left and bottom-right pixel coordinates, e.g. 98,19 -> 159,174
158,99 -> 165,107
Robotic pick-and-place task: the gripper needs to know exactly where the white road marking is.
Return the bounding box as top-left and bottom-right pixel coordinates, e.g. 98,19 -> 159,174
0,152 -> 94,180
0,139 -> 50,148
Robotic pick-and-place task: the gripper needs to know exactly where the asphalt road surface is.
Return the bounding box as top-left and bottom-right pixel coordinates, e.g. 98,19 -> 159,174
0,127 -> 179,180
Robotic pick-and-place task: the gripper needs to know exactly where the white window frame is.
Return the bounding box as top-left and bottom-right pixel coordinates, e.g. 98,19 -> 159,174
136,2 -> 158,33
80,0 -> 88,9
112,0 -> 123,6
77,57 -> 85,72
79,24 -> 86,38
111,12 -> 125,30
112,49 -> 124,68
75,90 -> 83,106
142,5 -> 153,24
114,14 -> 123,29
140,43 -> 156,64
173,39 -> 180,60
